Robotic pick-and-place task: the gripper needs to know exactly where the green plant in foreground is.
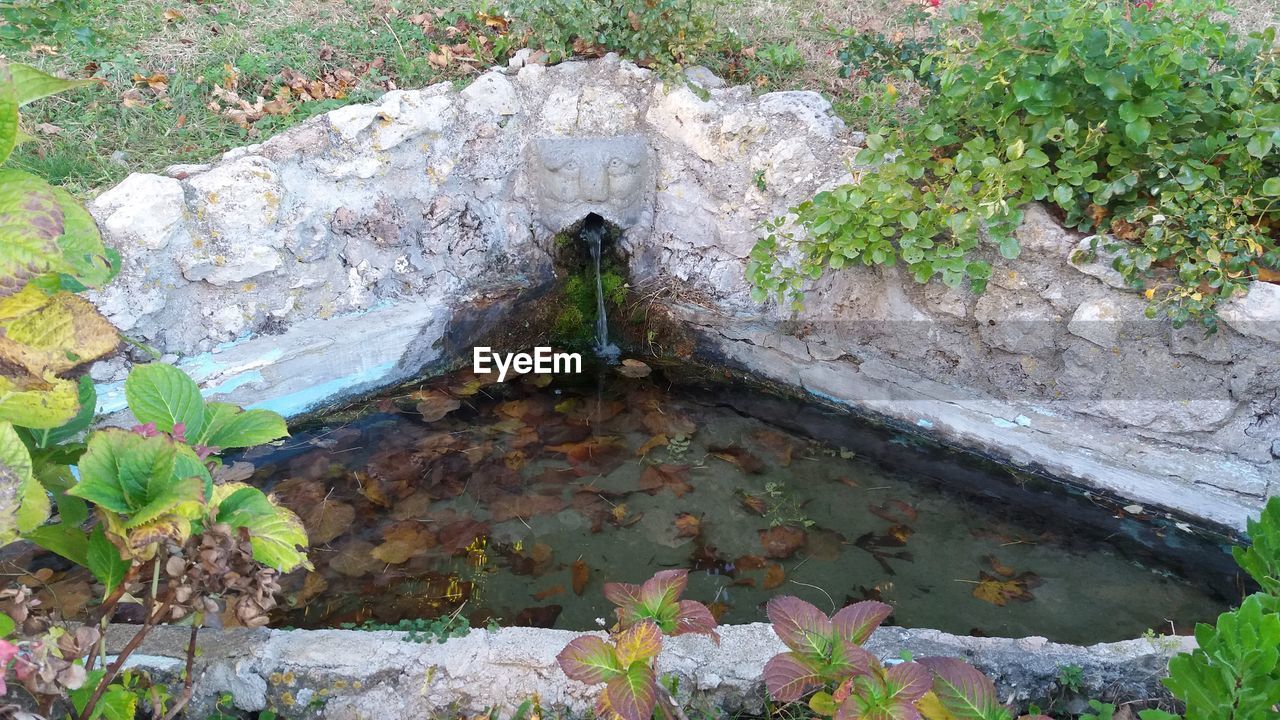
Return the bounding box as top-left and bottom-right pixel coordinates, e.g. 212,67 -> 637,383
751,0 -> 1280,326
0,56 -> 310,720
1145,496 -> 1280,720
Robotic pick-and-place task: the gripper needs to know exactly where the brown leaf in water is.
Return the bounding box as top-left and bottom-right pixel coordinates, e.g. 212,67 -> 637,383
869,499 -> 918,524
497,398 -> 547,421
504,450 -> 527,471
533,585 -> 564,601
751,429 -> 794,466
329,539 -> 381,577
530,543 -> 553,565
986,555 -> 1016,578
294,572 -> 328,606
547,436 -> 624,462
641,409 -> 696,438
706,602 -> 730,622
571,559 -> 590,595
390,491 -> 433,521
489,492 -> 567,523
303,501 -> 355,545
759,525 -> 807,559
635,434 -> 668,457
838,476 -> 860,489
887,524 -> 913,546
709,445 -> 765,474
735,554 -> 767,570
434,517 -> 490,554
512,605 -> 562,627
674,513 -> 702,538
739,493 -> 768,516
371,522 -> 436,564
639,464 -> 693,497
971,571 -> 1041,606
763,563 -> 786,590
806,529 -> 846,560
523,373 -> 553,388
355,472 -> 391,507
414,390 -> 461,422
618,359 -> 652,378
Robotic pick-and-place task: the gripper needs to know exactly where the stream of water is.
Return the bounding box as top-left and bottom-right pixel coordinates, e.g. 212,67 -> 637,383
583,215 -> 619,362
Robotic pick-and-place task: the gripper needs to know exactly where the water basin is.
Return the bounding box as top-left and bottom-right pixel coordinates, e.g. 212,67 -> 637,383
233,363 -> 1240,644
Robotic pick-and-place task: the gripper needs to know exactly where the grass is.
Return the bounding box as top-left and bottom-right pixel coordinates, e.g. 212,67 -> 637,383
4,0 -> 1277,197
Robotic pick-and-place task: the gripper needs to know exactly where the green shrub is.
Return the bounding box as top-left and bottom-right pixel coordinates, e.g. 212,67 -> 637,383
1143,497 -> 1280,720
750,0 -> 1280,325
505,0 -> 718,72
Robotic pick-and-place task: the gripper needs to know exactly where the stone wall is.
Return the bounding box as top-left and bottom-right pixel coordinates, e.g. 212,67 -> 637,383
87,55 -> 1278,529
110,623 -> 1191,719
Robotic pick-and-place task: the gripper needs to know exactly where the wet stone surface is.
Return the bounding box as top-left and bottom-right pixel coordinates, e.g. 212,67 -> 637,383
223,363 -> 1239,645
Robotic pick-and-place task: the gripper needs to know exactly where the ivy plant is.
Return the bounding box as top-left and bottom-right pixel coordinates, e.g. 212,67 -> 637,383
749,0 -> 1280,326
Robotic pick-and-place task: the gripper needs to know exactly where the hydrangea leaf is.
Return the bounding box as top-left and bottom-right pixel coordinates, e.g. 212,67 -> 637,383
197,402 -> 288,450
9,64 -> 96,106
0,169 -> 66,296
0,373 -> 79,429
125,363 -> 205,438
212,482 -> 311,572
557,635 -> 622,685
767,595 -> 835,658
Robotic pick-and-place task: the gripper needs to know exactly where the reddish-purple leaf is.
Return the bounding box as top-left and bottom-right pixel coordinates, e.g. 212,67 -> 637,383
615,621 -> 663,666
828,641 -> 877,680
884,663 -> 932,703
557,635 -> 621,685
832,601 -> 893,645
606,662 -> 658,720
604,580 -> 644,609
917,657 -> 1008,720
763,651 -> 825,702
639,568 -> 689,608
675,600 -> 719,641
767,596 -> 834,658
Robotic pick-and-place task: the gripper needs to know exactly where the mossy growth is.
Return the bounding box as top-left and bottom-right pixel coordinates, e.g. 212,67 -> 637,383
550,262 -> 630,347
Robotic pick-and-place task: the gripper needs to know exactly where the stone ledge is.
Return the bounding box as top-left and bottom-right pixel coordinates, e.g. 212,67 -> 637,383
107,623 -> 1190,719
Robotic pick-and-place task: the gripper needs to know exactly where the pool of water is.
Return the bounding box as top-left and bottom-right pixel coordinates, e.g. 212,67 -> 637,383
235,363 -> 1240,644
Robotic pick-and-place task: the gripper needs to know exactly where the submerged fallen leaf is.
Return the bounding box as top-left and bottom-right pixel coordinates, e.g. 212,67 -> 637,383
763,563 -> 785,590
371,523 -> 436,564
303,501 -> 355,545
674,513 -> 702,538
635,434 -> 668,457
759,525 -> 807,559
739,494 -> 768,516
639,464 -> 693,497
971,570 -> 1041,606
489,492 -> 567,523
869,499 -> 918,524
618,359 -> 652,378
329,539 -> 381,577
735,554 -> 767,570
985,555 -> 1016,578
414,390 -> 462,421
294,572 -> 329,606
571,560 -> 589,596
751,429 -> 794,466
709,445 -> 765,474
533,585 -> 564,601
707,602 -> 730,621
